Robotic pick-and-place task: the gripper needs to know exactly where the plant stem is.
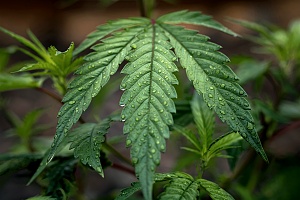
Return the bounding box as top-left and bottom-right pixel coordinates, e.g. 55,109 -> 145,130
111,162 -> 135,175
138,0 -> 147,17
103,142 -> 132,166
137,0 -> 154,18
36,87 -> 62,104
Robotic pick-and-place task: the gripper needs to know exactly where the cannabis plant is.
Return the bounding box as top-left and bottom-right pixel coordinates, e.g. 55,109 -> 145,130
0,7 -> 268,200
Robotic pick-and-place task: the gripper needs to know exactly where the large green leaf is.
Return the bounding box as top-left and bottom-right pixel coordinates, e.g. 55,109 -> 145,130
66,119 -> 112,176
197,179 -> 234,200
48,19 -> 149,164
158,23 -> 267,162
120,23 -> 178,200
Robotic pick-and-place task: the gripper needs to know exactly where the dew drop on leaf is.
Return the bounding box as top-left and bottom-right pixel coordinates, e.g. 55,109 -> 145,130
247,122 -> 254,130
150,148 -> 156,154
132,157 -> 138,164
131,44 -> 137,49
68,100 -> 76,105
126,139 -> 132,146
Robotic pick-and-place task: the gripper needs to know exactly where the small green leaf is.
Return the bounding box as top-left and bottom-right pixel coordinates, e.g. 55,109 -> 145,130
191,92 -> 215,151
0,26 -> 48,60
157,10 -> 238,37
235,59 -> 269,85
0,73 -> 43,92
197,179 -> 234,200
158,172 -> 199,200
115,182 -> 142,200
207,132 -> 242,160
44,157 -> 77,198
173,125 -> 202,152
66,119 -> 112,176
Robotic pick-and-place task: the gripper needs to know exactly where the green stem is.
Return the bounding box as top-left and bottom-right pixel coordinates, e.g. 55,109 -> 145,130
103,142 -> 132,166
137,0 -> 154,18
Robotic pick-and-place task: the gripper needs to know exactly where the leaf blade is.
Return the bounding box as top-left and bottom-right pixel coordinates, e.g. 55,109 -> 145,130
197,179 -> 234,200
157,10 -> 238,37
159,23 -> 267,161
48,21 -> 149,163
158,172 -> 199,200
66,119 -> 112,176
120,23 -> 178,200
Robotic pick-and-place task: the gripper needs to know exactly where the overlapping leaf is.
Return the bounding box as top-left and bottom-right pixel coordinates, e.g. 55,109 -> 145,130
158,172 -> 199,200
157,10 -> 238,37
197,179 -> 234,200
73,18 -> 149,56
119,24 -> 178,200
66,119 -> 111,176
157,23 -> 267,161
48,20 -> 149,163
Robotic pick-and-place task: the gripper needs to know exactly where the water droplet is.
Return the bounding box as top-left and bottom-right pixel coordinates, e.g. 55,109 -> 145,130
131,44 -> 137,49
68,100 -> 76,105
221,84 -> 225,88
208,94 -> 213,98
126,139 -> 132,146
209,86 -> 214,90
150,148 -> 156,154
239,90 -> 245,95
120,104 -> 125,107
135,117 -> 139,121
247,122 -> 254,130
220,110 -> 226,115
132,157 -> 138,164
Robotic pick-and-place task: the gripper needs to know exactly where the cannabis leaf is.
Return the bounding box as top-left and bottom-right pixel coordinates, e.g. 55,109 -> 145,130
46,10 -> 267,200
48,18 -> 149,162
158,172 -> 199,200
197,179 -> 234,200
66,119 -> 111,176
119,23 -> 178,199
157,22 -> 267,162
115,182 -> 141,200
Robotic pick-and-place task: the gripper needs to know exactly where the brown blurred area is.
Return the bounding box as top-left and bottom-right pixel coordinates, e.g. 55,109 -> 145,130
0,0 -> 299,48
0,0 -> 299,199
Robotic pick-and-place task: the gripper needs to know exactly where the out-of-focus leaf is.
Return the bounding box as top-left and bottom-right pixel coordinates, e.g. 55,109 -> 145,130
0,154 -> 42,175
235,60 -> 269,85
0,73 -> 43,92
